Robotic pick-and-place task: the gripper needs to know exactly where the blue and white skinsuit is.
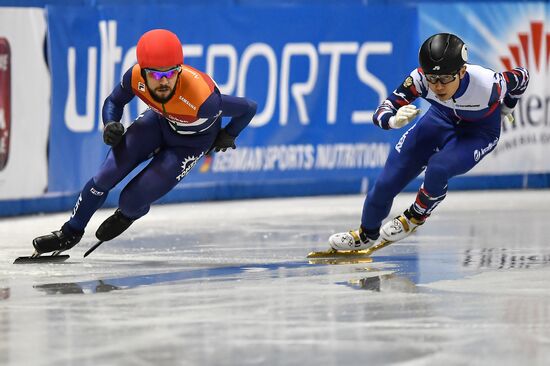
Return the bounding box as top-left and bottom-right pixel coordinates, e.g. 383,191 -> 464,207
361,64 -> 529,234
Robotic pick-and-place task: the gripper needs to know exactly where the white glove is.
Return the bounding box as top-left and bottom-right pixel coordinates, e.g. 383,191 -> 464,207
500,105 -> 515,125
389,105 -> 421,129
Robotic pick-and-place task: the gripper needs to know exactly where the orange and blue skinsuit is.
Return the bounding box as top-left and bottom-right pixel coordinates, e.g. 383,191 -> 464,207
63,64 -> 257,236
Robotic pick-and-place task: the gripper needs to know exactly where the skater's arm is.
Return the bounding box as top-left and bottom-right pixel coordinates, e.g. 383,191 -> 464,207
500,67 -> 529,111
219,94 -> 257,137
201,93 -> 257,153
373,69 -> 424,130
102,68 -> 135,125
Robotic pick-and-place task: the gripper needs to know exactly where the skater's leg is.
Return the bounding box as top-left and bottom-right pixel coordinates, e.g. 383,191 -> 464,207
380,131 -> 499,242
95,145 -> 207,242
418,131 -> 498,213
63,178 -> 109,236
329,111 -> 454,251
361,159 -> 425,232
362,114 -> 452,232
33,112 -> 162,254
330,120 -> 438,251
119,147 -> 206,219
329,161 -> 425,250
65,111 -> 163,233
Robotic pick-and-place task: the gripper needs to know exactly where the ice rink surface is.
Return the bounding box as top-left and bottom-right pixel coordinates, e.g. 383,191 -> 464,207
1,190 -> 549,366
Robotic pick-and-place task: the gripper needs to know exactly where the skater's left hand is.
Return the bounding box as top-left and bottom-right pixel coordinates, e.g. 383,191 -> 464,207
208,128 -> 236,153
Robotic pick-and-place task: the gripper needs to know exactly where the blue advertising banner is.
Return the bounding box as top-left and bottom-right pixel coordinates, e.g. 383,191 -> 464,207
47,5 -> 418,198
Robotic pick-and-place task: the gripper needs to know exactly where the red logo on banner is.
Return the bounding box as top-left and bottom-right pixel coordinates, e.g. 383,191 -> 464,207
0,37 -> 10,171
500,21 -> 548,71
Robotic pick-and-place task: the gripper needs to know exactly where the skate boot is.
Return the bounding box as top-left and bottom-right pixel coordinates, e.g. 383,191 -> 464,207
96,209 -> 134,241
328,226 -> 378,251
380,210 -> 425,242
32,227 -> 83,255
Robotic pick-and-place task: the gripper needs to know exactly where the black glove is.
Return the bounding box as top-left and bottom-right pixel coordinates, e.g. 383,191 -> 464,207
209,128 -> 236,153
103,121 -> 125,147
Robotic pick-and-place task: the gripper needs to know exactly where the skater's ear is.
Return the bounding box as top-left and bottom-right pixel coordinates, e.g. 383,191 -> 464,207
458,65 -> 467,79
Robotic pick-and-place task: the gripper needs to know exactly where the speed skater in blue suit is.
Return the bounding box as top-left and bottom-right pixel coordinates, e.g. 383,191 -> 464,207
329,33 -> 529,252
31,29 -> 257,256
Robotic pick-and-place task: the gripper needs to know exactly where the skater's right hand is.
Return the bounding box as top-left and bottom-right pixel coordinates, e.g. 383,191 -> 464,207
103,121 -> 125,147
207,128 -> 236,154
500,105 -> 515,125
389,105 -> 421,129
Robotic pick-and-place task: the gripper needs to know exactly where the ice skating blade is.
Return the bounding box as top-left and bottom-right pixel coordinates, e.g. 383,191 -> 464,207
306,239 -> 392,259
13,255 -> 70,264
308,257 -> 374,265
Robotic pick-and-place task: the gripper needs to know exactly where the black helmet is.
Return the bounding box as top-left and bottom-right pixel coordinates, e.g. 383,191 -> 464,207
419,33 -> 468,75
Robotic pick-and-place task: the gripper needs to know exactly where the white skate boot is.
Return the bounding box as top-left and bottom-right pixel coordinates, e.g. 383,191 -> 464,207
329,228 -> 372,251
380,211 -> 425,242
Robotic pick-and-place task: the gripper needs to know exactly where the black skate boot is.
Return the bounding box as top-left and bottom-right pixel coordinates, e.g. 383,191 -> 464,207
95,209 -> 135,241
32,228 -> 83,255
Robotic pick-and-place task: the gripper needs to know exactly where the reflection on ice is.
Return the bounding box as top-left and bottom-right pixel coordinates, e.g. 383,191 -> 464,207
34,281 -> 122,295
29,253 -> 427,296
345,274 -> 418,293
31,262 -> 318,295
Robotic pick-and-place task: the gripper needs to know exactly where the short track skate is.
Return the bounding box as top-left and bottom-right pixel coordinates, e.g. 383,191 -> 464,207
306,238 -> 393,259
14,250 -> 70,264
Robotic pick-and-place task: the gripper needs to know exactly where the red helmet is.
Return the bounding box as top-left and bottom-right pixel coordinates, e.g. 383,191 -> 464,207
136,29 -> 183,69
